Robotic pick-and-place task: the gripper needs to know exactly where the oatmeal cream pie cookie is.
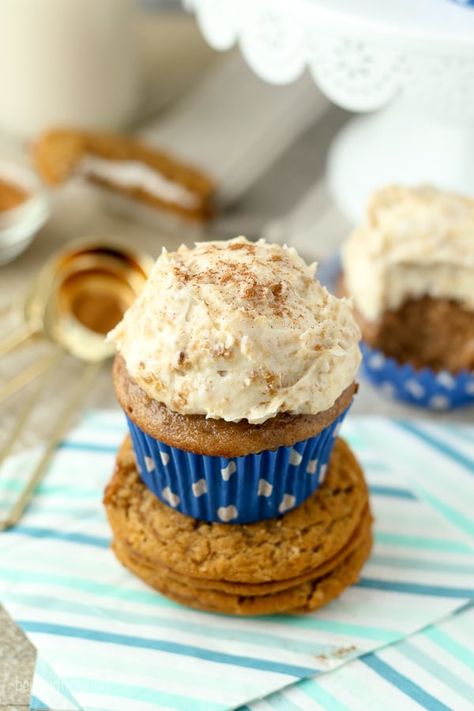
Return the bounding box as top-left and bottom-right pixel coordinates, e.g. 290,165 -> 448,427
33,128 -> 214,223
108,237 -> 361,523
342,186 -> 474,409
104,437 -> 372,615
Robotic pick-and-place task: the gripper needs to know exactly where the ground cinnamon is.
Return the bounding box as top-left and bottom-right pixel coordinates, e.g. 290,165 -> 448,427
0,177 -> 29,211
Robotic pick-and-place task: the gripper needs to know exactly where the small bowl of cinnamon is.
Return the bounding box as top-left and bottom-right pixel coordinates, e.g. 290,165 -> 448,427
0,160 -> 50,264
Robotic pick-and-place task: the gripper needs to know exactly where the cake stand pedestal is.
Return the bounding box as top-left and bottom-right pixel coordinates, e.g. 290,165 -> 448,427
186,0 -> 474,222
329,103 -> 474,222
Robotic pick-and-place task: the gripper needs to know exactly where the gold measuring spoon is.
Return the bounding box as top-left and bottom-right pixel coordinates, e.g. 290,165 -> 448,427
0,239 -> 154,530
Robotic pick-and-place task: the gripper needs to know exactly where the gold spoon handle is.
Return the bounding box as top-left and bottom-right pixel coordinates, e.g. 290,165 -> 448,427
0,351 -> 59,404
0,322 -> 39,358
0,361 -> 101,531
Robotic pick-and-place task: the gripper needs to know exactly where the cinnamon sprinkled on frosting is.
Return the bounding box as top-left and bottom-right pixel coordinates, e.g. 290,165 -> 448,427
108,237 -> 361,423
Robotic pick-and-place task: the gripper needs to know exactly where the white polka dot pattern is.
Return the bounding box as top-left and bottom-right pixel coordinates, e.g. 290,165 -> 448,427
429,395 -> 450,410
257,479 -> 273,497
192,479 -> 208,497
361,341 -> 474,411
126,407 -> 347,524
217,505 -> 238,522
161,487 -> 180,508
278,494 -> 296,514
436,372 -> 456,389
405,380 -> 425,398
220,461 -> 236,481
306,459 -> 317,474
144,456 -> 155,472
289,449 -> 303,466
369,353 -> 385,370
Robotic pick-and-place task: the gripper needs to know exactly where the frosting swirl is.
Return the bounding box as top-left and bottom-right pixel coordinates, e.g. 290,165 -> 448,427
343,185 -> 474,321
108,237 -> 361,423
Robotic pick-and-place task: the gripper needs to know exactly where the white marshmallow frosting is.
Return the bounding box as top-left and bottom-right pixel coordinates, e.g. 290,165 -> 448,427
108,237 -> 361,424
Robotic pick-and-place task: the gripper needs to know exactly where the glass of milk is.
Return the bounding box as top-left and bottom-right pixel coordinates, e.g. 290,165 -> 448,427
0,0 -> 140,137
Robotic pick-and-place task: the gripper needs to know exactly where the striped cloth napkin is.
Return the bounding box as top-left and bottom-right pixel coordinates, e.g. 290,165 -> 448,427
251,419 -> 474,711
250,605 -> 474,711
0,412 -> 472,711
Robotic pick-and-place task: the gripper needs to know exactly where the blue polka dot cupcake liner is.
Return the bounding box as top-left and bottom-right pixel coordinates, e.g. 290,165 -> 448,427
125,407 -> 350,524
361,341 -> 474,410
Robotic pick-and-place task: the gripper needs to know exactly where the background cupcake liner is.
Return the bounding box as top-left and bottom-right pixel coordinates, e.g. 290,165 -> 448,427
361,341 -> 474,410
126,407 -> 349,524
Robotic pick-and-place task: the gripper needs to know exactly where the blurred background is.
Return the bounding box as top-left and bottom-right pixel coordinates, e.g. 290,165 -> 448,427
0,0 -> 351,442
1,0 -> 473,453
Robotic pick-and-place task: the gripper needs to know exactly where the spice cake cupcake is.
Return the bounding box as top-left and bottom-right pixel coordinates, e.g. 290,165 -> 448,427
108,236 -> 361,523
342,186 -> 474,409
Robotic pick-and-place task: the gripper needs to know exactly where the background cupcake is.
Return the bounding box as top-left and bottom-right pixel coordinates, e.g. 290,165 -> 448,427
342,185 -> 474,409
108,236 -> 361,523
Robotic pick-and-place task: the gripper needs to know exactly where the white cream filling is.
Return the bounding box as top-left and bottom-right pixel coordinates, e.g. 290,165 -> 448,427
79,156 -> 199,209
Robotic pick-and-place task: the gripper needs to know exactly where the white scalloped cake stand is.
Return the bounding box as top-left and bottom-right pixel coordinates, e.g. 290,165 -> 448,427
186,0 -> 474,222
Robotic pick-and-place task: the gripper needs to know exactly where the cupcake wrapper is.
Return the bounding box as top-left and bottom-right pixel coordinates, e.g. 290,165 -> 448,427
126,407 -> 349,524
361,341 -> 474,410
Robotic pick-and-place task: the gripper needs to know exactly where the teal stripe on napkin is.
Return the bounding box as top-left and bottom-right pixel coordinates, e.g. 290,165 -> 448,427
20,620 -> 317,678
395,421 -> 474,474
4,412 -> 471,711
361,656 -> 452,711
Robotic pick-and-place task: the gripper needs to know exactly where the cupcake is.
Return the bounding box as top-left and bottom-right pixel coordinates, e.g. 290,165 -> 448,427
342,186 -> 474,409
108,237 -> 361,523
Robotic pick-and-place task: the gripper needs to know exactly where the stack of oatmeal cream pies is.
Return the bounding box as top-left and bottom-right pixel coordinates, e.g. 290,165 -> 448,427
104,237 -> 372,615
